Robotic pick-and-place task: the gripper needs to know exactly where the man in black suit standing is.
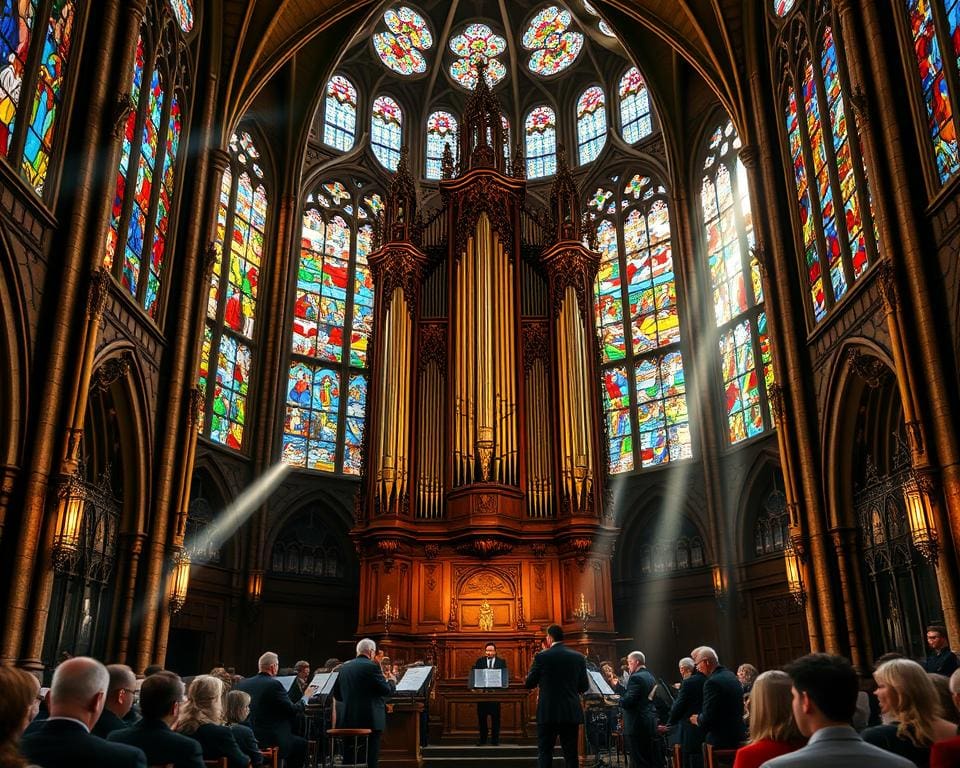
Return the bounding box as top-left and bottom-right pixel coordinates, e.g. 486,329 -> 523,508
21,657 -> 147,768
331,637 -> 397,768
689,646 -> 745,749
108,672 -> 204,768
524,624 -> 590,768
620,651 -> 660,768
237,651 -> 307,768
472,642 -> 507,746
668,656 -> 705,768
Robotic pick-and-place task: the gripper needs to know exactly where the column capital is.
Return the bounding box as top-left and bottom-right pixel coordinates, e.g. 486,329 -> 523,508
738,145 -> 758,169
876,260 -> 898,312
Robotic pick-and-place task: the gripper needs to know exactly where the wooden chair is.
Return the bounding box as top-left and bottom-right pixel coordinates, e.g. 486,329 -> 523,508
705,744 -> 739,768
203,760 -> 228,768
260,746 -> 279,768
326,727 -> 372,768
672,744 -> 683,768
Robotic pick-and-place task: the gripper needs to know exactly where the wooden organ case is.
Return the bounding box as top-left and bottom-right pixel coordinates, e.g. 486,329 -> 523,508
356,69 -> 617,741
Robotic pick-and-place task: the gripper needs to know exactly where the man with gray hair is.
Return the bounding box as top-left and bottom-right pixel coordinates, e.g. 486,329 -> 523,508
669,655 -> 705,768
332,637 -> 397,768
20,656 -> 147,767
620,651 -> 659,767
688,646 -> 745,749
237,650 -> 306,768
94,664 -> 138,738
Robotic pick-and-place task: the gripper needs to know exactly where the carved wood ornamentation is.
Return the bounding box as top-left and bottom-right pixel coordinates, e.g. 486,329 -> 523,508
454,538 -> 513,559
522,321 -> 550,372
92,353 -> 132,393
371,247 -> 426,316
846,348 -> 890,389
446,176 -> 520,259
418,324 -> 446,373
545,247 -> 599,322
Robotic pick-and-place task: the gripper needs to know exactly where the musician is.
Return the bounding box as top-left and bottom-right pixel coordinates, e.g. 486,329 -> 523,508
472,643 -> 507,746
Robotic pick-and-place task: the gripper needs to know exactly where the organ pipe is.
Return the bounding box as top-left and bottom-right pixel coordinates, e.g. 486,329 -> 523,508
525,357 -> 552,517
417,359 -> 444,519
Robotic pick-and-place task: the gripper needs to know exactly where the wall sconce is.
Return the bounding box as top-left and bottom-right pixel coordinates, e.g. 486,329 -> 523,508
248,570 -> 263,604
712,566 -> 727,611
52,472 -> 86,572
573,592 -> 592,632
784,542 -> 806,606
378,594 -> 398,635
903,474 -> 939,564
168,550 -> 191,614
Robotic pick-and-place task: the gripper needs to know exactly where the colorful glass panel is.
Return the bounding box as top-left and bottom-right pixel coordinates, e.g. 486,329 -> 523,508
774,0 -> 797,16
594,218 -> 625,362
702,163 -> 747,326
371,95 -> 402,170
599,21 -> 615,38
207,167 -> 230,320
0,0 -> 36,158
577,86 -> 606,165
343,374 -> 367,475
209,334 -> 251,449
146,93 -> 181,315
525,105 -> 556,178
602,366 -> 634,473
374,6 -> 433,76
719,320 -> 763,444
351,224 -> 374,367
323,76 -> 357,151
449,23 -> 507,90
168,0 -> 194,33
426,110 -> 457,180
522,6 -> 583,76
635,351 -> 691,466
282,362 -> 340,471
619,67 -> 652,143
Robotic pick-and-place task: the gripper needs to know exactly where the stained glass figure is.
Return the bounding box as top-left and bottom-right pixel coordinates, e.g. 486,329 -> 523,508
619,67 -> 652,143
774,0 -> 797,15
602,366 -> 634,473
426,110 -> 457,180
323,75 -> 357,151
374,6 -> 433,76
635,351 -> 691,466
147,93 -> 181,315
449,23 -> 507,90
719,320 -> 763,443
576,86 -> 606,164
372,95 -> 402,170
208,335 -> 251,450
525,105 -> 557,178
522,6 -> 584,76
594,218 -> 625,362
282,363 -> 341,472
343,374 -> 367,474
0,0 -> 37,158
168,0 -> 194,33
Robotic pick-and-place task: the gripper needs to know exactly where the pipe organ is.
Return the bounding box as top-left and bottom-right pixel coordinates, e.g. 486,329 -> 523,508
355,67 -> 617,741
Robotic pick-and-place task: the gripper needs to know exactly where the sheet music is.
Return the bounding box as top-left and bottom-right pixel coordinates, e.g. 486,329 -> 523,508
481,668 -> 503,688
396,665 -> 433,694
588,669 -> 616,695
274,675 -> 297,693
302,672 -> 337,702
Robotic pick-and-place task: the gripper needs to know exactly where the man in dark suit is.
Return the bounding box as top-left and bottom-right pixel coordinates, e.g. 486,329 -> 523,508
331,637 -> 397,768
524,624 -> 590,768
924,625 -> 959,677
288,659 -> 312,703
620,651 -> 660,768
108,671 -> 204,768
689,647 -> 745,749
94,664 -> 138,738
21,656 -> 147,768
669,656 -> 705,768
237,651 -> 307,768
472,642 -> 508,746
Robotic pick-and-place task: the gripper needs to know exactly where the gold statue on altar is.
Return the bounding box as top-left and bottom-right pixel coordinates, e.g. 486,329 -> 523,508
478,600 -> 494,632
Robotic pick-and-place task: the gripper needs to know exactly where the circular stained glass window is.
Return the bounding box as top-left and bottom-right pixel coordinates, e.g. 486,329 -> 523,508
374,6 -> 434,76
522,6 -> 584,76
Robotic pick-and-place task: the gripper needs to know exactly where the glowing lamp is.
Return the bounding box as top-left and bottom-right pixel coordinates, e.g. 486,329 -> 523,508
903,475 -> 938,564
248,570 -> 263,604
784,543 -> 805,606
712,566 -> 727,607
168,550 -> 191,614
573,592 -> 592,632
53,473 -> 86,571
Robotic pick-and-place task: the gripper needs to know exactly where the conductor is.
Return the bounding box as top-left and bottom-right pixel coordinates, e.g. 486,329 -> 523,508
472,642 -> 507,746
524,624 -> 590,768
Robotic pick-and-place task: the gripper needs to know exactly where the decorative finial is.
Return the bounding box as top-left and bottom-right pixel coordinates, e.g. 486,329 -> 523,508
442,142 -> 454,179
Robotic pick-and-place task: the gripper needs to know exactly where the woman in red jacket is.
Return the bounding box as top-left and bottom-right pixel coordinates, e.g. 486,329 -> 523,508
733,670 -> 805,768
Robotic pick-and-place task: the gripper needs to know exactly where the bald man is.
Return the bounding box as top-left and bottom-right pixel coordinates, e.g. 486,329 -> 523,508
21,657 -> 146,768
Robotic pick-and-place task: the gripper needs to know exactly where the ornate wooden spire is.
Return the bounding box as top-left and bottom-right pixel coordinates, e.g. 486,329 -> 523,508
384,146 -> 421,245
459,59 -> 507,173
549,144 -> 580,241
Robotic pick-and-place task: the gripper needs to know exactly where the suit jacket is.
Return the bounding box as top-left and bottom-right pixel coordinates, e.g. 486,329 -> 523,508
931,735 -> 960,768
668,671 -> 706,753
698,666 -> 745,748
188,722 -> 251,768
620,668 -> 657,737
236,673 -> 301,751
21,718 -> 147,768
287,676 -> 308,704
93,708 -> 129,739
761,726 -> 915,768
229,723 -> 264,766
523,642 -> 589,725
331,655 -> 395,732
924,646 -> 959,677
108,718 -> 204,768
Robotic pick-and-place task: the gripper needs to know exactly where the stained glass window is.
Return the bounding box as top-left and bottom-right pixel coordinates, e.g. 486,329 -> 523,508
426,110 -> 457,180
168,0 -> 193,33
449,23 -> 507,90
522,6 -> 584,76
577,86 -> 606,164
774,0 -> 797,15
285,180 -> 376,474
323,76 -> 357,151
374,6 -> 433,76
602,366 -> 633,473
781,21 -> 878,324
198,131 -> 268,451
619,67 -> 652,144
372,95 -> 402,171
0,0 -> 78,195
525,105 -> 557,179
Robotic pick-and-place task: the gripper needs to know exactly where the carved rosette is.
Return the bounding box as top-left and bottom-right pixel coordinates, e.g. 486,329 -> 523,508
370,246 -> 426,316
846,348 -> 890,388
454,538 -> 514,559
419,324 -> 446,373
92,353 -> 132,393
522,321 -> 550,373
543,246 -> 599,321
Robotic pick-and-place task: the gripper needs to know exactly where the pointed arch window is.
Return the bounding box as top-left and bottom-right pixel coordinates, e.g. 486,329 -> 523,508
577,85 -> 606,165
197,131 -> 268,451
167,0 -> 193,32
525,105 -> 556,179
619,67 -> 652,144
425,110 -> 457,180
103,8 -> 190,317
284,183 -> 379,475
372,95 -> 402,171
774,0 -> 797,16
593,175 -> 692,472
0,0 -> 80,196
701,120 -> 774,444
323,75 -> 357,151
780,21 -> 877,323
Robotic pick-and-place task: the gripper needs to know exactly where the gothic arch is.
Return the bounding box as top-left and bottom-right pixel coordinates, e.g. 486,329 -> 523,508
735,449 -> 785,563
266,489 -> 355,568
0,224 -> 28,470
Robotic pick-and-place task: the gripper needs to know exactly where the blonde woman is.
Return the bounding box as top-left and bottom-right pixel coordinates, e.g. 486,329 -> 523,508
733,670 -> 804,768
863,658 -> 957,766
224,690 -> 263,767
175,675 -> 250,768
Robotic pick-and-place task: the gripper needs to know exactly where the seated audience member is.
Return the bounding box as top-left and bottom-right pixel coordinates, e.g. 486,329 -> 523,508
732,670 -> 803,768
323,658 -> 340,672
108,671 -> 203,768
94,664 -> 137,738
236,651 -> 306,768
763,653 -> 914,767
930,669 -> 960,766
175,675 -> 249,768
862,658 -> 957,765
924,626 -> 959,679
21,657 -> 147,768
224,690 -> 263,767
211,667 -> 235,700
928,673 -> 959,722
690,646 -> 746,748
670,654 -> 706,768
737,664 -> 759,696
143,664 -> 164,677
0,666 -> 42,768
